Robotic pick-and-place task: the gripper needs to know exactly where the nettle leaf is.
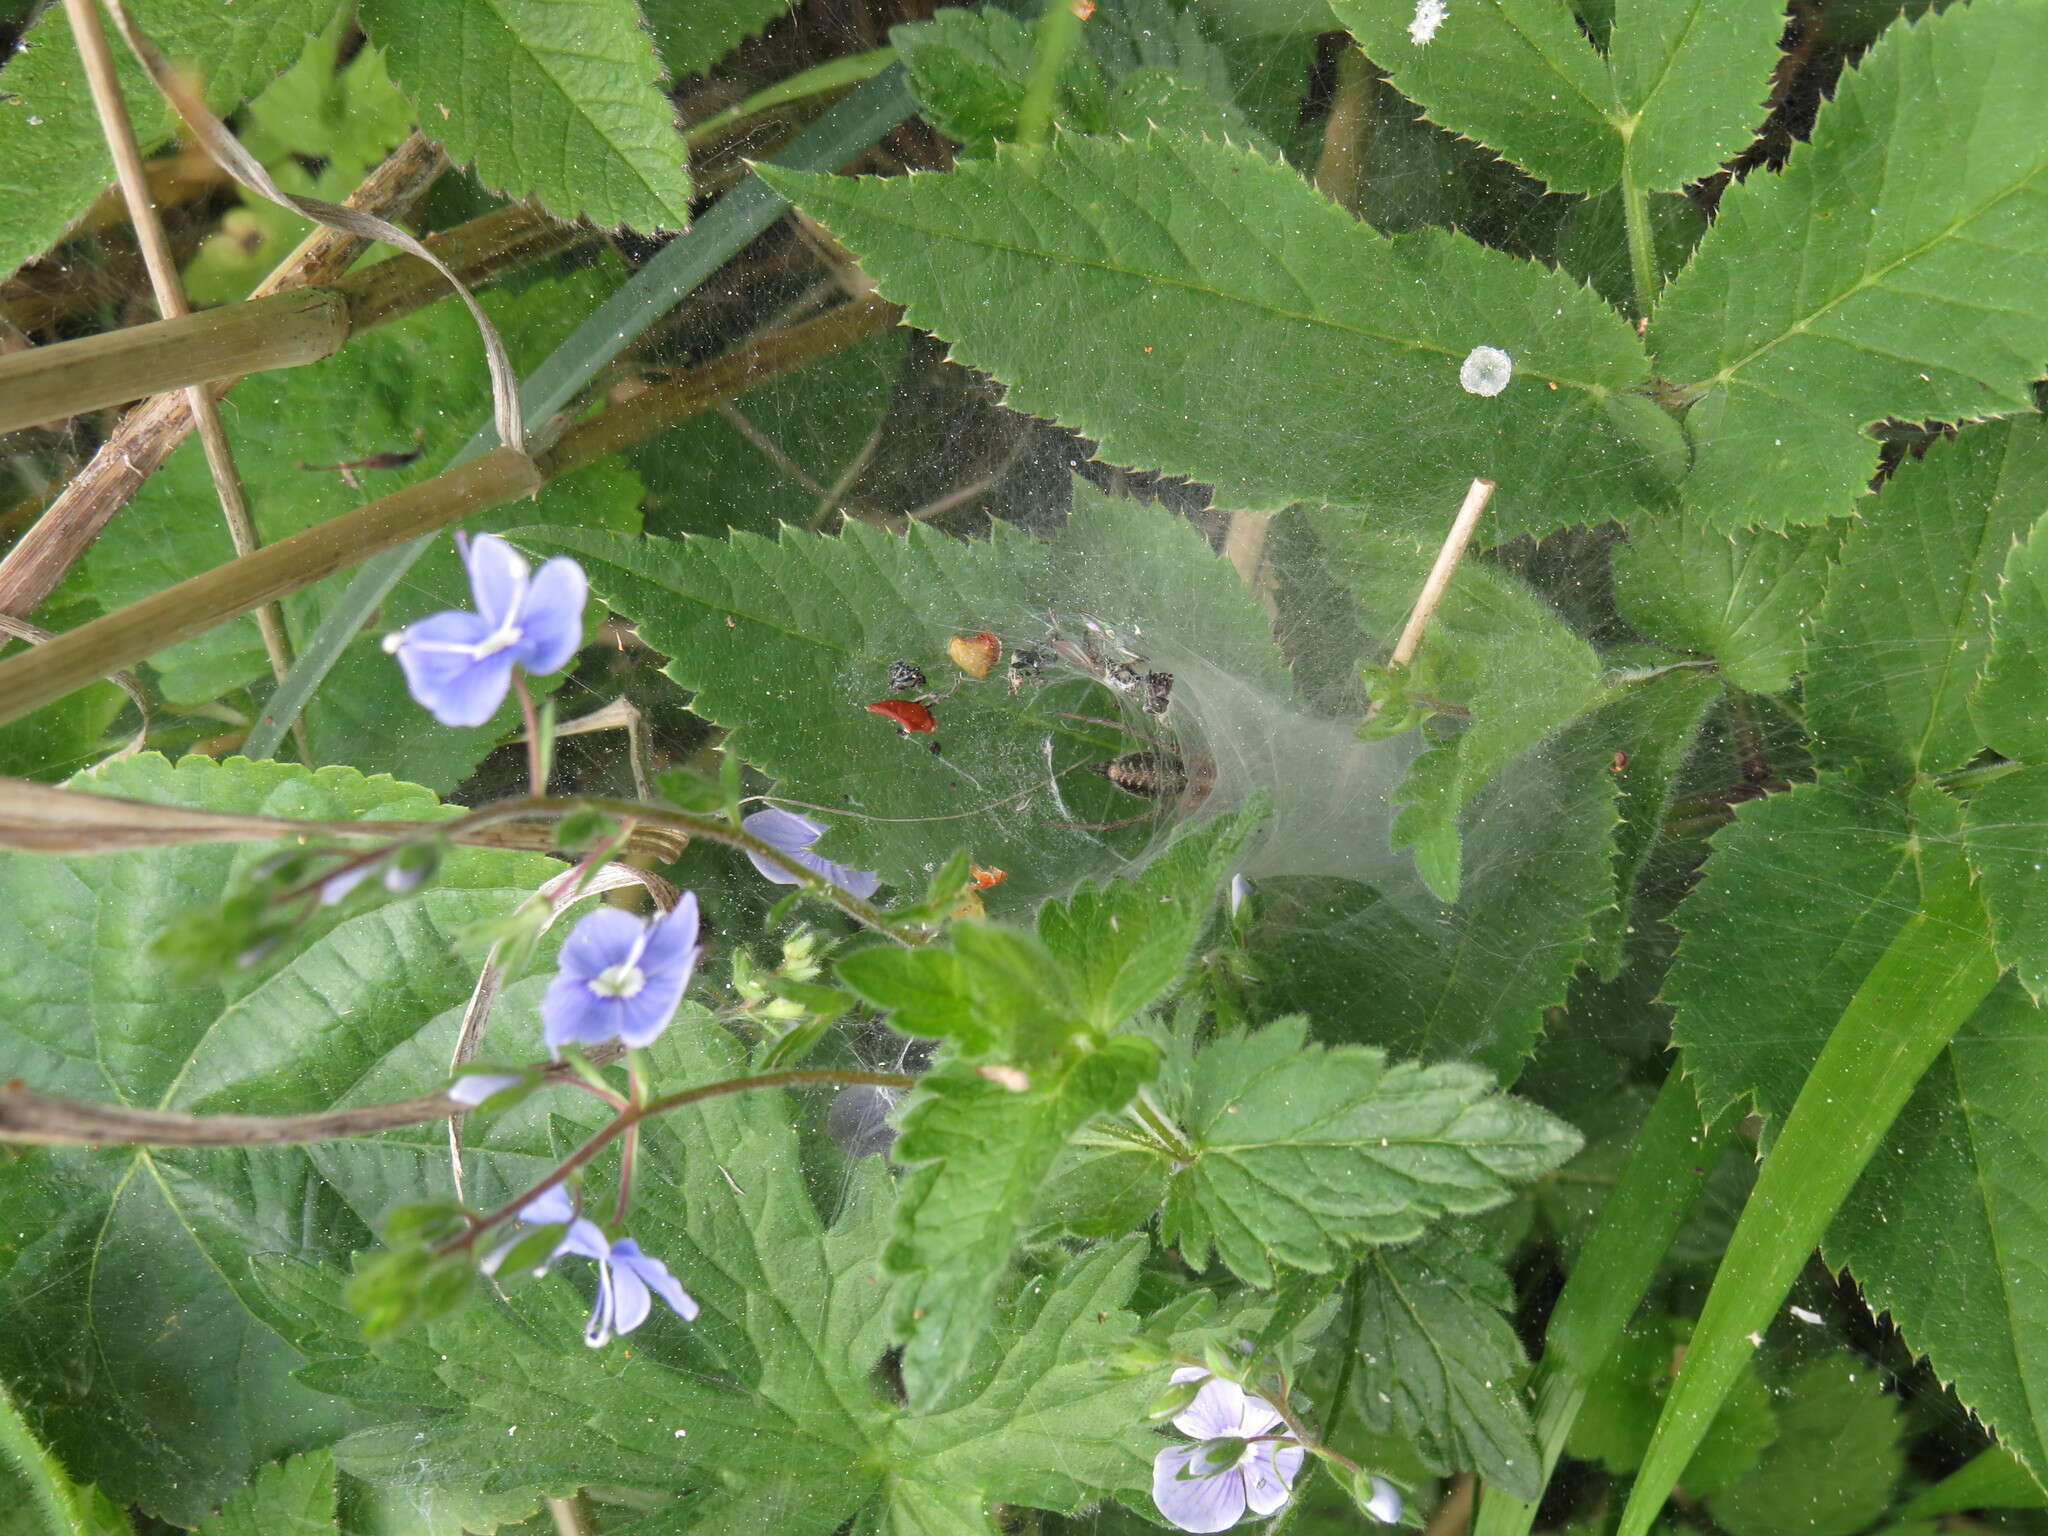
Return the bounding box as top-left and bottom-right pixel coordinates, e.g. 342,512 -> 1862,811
1586,668 -> 1720,979
0,0 -> 339,282
1037,804 -> 1261,1029
326,1023 -> 1173,1531
1332,0 -> 1779,195
1157,1018 -> 1581,1285
1973,510 -> 2048,764
641,0 -> 789,81
519,481 -> 1292,905
1963,766 -> 2048,1003
840,924 -> 1080,1060
1651,0 -> 2048,530
1667,776 -> 1956,1126
1807,423 -> 2048,779
67,270 -> 640,792
358,0 -> 690,230
1613,520 -> 1838,694
1703,1356 -> 1905,1536
0,754 -> 558,1525
760,134 -> 1679,541
1313,513 -> 1607,900
1348,1228 -> 1543,1498
0,1377 -> 133,1536
1251,655 -> 1626,1081
889,1040 -> 1159,1406
195,1451 -> 336,1536
1830,977 -> 2048,1485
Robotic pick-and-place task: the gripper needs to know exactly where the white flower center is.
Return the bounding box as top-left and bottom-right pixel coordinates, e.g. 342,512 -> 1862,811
591,962 -> 646,999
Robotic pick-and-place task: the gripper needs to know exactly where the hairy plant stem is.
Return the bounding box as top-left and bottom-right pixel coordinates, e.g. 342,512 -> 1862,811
1,1063 -> 917,1151
1620,158 -> 1659,322
1015,0 -> 1088,163
442,1068 -> 921,1253
513,670 -> 547,796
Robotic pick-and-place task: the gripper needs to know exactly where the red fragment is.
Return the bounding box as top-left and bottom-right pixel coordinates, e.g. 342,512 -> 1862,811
969,865 -> 1008,891
866,698 -> 938,734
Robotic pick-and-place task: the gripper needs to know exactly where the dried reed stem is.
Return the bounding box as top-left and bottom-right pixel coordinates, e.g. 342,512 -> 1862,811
0,132 -> 465,619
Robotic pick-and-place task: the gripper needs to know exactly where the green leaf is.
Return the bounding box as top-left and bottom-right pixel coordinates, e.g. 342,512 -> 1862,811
1157,1018 -> 1581,1285
1972,510 -> 2048,763
357,0 -> 691,230
1566,1316 -> 1775,1495
1667,775 -> 1926,1125
1963,766 -> 2048,1001
1704,1357 -> 1904,1536
889,1039 -> 1159,1405
1330,0 -> 1779,194
196,1451 -> 336,1536
1897,1447 -> 2048,1520
640,0 -> 790,81
319,1022 -> 1177,1530
0,684 -> 125,785
520,481 -> 1291,905
1829,978 -> 2048,1486
1347,1228 -> 1543,1499
1586,669 -> 1720,979
0,0 -> 340,282
1254,669 -> 1625,1081
1806,423 -> 2048,778
890,3 -> 1265,159
1613,520 -> 1837,694
839,923 -> 1080,1060
1615,816 -> 1999,1536
0,1379 -> 130,1536
66,270 -> 641,791
1037,805 -> 1261,1029
0,754 -> 557,1524
635,333 -> 904,539
759,134 -> 1677,541
1650,0 -> 2048,530
1308,509 -> 1621,900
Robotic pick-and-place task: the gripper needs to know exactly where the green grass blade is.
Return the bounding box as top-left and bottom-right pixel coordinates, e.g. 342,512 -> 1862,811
1614,851 -> 2002,1536
1472,1069 -> 1737,1536
243,66 -> 914,762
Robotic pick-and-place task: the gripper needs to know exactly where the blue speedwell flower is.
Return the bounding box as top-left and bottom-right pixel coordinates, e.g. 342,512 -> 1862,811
1152,1371 -> 1306,1533
541,893 -> 700,1058
383,532 -> 586,727
575,1234 -> 699,1348
482,1188 -> 698,1347
741,808 -> 881,899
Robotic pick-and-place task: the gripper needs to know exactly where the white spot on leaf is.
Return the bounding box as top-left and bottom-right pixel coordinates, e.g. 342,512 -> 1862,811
1459,345 -> 1513,396
1409,0 -> 1447,44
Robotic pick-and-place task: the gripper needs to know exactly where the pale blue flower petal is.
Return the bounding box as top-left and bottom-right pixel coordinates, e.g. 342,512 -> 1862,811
447,1072 -> 523,1106
1152,1443 -> 1247,1533
1240,1441 -> 1299,1517
555,906 -> 647,983
1365,1476 -> 1404,1524
741,808 -> 882,899
614,1239 -> 699,1322
1174,1378 -> 1250,1442
463,532 -> 530,631
391,609 -> 516,727
508,556 -> 587,675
